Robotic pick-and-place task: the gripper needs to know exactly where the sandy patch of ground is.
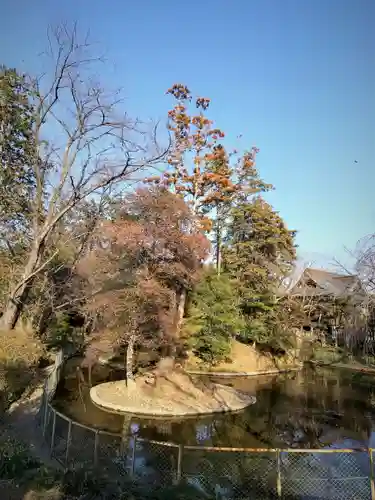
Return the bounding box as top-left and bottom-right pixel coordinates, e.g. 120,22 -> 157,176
186,340 -> 301,373
90,369 -> 255,417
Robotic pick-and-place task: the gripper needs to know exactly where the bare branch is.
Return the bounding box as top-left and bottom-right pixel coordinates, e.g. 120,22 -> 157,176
0,23 -> 170,329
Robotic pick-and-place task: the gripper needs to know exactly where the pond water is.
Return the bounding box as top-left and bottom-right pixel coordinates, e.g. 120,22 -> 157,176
53,365 -> 375,450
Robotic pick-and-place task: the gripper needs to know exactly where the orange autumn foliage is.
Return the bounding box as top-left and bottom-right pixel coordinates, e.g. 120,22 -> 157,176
144,84 -> 236,228
79,186 -> 210,352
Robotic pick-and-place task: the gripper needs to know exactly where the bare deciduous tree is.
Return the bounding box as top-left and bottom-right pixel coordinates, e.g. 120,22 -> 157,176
0,24 -> 168,330
355,234 -> 375,294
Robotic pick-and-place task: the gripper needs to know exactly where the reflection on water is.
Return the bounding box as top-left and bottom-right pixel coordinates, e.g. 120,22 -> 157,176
53,366 -> 375,449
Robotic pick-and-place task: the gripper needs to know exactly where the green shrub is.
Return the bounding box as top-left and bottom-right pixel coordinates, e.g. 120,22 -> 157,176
45,312 -> 84,352
310,345 -> 344,364
185,271 -> 244,365
0,433 -> 41,481
192,328 -> 231,365
238,319 -> 296,356
0,433 -> 205,499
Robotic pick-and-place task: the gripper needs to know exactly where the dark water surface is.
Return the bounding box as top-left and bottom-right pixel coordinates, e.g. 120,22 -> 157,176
53,365 -> 375,450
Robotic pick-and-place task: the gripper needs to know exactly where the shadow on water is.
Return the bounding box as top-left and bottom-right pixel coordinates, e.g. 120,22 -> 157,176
54,365 -> 375,450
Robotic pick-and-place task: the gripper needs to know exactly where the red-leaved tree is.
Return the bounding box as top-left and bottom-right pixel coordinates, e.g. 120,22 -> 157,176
79,186 -> 209,383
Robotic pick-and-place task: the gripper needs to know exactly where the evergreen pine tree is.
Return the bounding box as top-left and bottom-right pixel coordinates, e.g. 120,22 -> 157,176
0,66 -> 36,242
223,197 -> 297,349
184,269 -> 244,364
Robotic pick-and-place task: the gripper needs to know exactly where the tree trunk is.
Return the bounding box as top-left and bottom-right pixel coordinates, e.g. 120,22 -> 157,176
154,290 -> 186,381
36,305 -> 52,336
0,240 -> 45,330
175,288 -> 186,336
88,363 -> 92,387
216,223 -> 222,276
126,334 -> 136,389
120,413 -> 132,454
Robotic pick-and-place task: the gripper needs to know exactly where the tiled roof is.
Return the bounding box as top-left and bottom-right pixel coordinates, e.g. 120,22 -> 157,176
289,267 -> 360,298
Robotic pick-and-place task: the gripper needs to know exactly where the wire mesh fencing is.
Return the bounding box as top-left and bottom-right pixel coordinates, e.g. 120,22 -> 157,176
280,449 -> 372,500
68,419 -> 98,468
51,410 -> 70,465
39,398 -> 375,499
181,447 -> 279,499
132,438 -> 180,486
95,430 -> 124,476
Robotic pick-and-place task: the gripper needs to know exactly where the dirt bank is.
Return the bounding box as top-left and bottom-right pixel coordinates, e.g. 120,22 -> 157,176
186,340 -> 302,375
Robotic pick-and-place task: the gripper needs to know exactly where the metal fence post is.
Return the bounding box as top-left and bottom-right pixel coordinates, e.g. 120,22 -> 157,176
276,450 -> 282,498
65,419 -> 72,470
327,460 -> 333,499
42,390 -> 48,438
370,449 -> 375,500
131,436 -> 137,476
175,444 -> 183,484
120,414 -> 131,457
50,409 -> 56,456
94,430 -> 99,467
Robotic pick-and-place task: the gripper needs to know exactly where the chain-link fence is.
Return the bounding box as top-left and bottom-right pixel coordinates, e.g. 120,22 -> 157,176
181,447 -> 279,499
37,363 -> 375,499
39,397 -> 375,499
279,449 -> 372,500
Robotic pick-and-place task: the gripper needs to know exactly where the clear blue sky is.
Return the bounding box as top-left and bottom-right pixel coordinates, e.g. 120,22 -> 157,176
1,0 -> 374,270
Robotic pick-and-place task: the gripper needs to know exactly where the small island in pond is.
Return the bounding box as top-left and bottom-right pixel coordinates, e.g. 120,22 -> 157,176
90,368 -> 256,417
